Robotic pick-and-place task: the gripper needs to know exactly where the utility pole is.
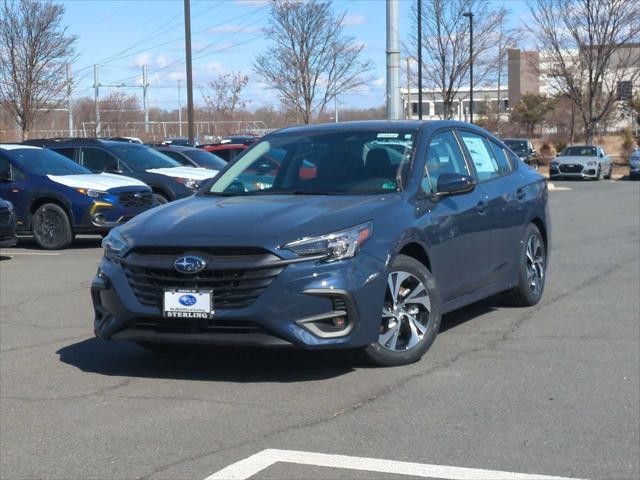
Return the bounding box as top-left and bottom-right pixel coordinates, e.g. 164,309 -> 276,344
334,95 -> 339,123
66,63 -> 73,136
463,12 -> 474,124
386,0 -> 401,119
143,65 -> 149,134
406,57 -> 411,119
417,0 -> 423,120
94,64 -> 101,137
177,79 -> 182,137
184,0 -> 195,145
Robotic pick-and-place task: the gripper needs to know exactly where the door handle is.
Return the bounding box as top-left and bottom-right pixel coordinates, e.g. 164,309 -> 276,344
476,200 -> 488,214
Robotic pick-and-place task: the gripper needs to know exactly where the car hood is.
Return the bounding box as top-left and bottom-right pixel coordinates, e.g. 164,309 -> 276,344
145,167 -> 217,180
47,173 -> 149,191
554,156 -> 598,164
119,193 -> 402,246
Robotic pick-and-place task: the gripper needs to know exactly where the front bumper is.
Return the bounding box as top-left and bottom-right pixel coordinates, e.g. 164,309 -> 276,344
92,250 -> 387,349
75,196 -> 157,233
549,165 -> 598,179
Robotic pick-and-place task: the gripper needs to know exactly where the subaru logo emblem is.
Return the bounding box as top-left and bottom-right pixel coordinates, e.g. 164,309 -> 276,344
174,256 -> 206,274
178,294 -> 197,306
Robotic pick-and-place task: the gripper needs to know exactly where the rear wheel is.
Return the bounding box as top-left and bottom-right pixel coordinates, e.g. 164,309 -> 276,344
153,193 -> 169,205
503,224 -> 546,306
362,255 -> 441,367
32,203 -> 73,250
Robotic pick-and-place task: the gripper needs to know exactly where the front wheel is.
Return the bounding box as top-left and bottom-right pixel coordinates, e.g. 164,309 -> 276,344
153,193 -> 169,205
362,255 -> 441,367
503,224 -> 546,306
32,203 -> 73,250
604,164 -> 613,179
594,165 -> 602,181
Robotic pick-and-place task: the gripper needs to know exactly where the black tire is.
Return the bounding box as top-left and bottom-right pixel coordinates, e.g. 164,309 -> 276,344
32,203 -> 73,250
153,193 -> 169,205
604,165 -> 613,180
594,165 -> 601,181
503,223 -> 546,307
362,254 -> 442,367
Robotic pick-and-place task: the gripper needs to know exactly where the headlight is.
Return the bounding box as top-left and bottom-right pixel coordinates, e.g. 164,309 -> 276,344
550,161 -> 559,167
283,222 -> 373,262
175,177 -> 201,192
101,228 -> 129,258
77,188 -> 108,198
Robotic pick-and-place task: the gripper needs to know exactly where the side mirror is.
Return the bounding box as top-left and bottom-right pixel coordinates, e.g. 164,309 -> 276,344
435,173 -> 475,197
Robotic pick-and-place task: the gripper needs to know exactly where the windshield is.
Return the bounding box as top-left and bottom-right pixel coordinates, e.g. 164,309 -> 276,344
184,150 -> 226,170
208,129 -> 417,195
561,146 -> 597,157
112,145 -> 181,170
504,140 -> 529,156
7,148 -> 90,175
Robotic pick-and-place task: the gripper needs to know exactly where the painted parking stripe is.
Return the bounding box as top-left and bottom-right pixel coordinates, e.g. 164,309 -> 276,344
547,183 -> 571,191
205,449 -> 585,480
1,252 -> 61,256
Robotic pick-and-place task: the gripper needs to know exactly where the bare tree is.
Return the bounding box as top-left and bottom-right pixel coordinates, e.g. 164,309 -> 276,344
529,0 -> 640,143
0,0 -> 76,140
254,0 -> 373,124
511,93 -> 554,136
406,0 -> 503,120
201,71 -> 249,123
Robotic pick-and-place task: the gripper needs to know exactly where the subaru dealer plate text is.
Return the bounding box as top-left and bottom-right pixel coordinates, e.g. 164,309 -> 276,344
163,289 -> 213,319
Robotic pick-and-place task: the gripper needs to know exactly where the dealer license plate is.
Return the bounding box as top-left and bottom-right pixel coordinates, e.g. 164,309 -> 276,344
163,289 -> 213,319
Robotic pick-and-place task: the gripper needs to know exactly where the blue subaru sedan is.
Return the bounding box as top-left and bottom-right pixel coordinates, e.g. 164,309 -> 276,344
0,145 -> 156,249
94,121 -> 550,366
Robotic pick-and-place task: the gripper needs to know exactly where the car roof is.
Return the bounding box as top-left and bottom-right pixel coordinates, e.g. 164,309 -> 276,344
503,138 -> 529,141
151,144 -> 199,152
206,143 -> 247,149
0,144 -> 41,150
273,120 -> 484,136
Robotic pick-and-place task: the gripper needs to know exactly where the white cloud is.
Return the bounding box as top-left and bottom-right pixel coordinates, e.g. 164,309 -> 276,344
373,77 -> 385,87
134,52 -> 151,67
343,13 -> 367,26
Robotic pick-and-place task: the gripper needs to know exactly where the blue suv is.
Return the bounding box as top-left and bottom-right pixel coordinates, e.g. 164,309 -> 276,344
93,121 -> 550,366
0,145 -> 156,249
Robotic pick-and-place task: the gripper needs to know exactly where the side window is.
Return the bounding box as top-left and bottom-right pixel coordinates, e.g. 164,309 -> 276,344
53,147 -> 76,161
81,148 -> 119,173
163,150 -> 190,166
458,131 -> 501,182
0,158 -> 11,180
490,141 -> 512,175
215,149 -> 230,161
423,130 -> 469,192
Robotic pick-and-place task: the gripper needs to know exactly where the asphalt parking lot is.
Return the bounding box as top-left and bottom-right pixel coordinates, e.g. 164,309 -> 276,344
1,179 -> 638,480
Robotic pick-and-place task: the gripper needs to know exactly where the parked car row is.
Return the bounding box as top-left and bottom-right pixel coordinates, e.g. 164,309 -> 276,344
0,138 -> 238,249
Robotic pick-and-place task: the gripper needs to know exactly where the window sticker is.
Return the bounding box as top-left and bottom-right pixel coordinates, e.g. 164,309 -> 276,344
462,137 -> 495,173
377,133 -> 399,139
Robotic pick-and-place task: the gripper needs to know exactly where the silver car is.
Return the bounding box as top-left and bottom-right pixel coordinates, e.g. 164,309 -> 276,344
549,145 -> 613,180
629,149 -> 640,179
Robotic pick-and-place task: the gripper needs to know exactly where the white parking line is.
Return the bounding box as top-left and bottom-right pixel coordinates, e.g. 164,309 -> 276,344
547,183 -> 571,191
1,252 -> 61,256
205,449 -> 585,480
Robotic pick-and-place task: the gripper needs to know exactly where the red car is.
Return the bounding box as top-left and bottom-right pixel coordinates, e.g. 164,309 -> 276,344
201,143 -> 248,162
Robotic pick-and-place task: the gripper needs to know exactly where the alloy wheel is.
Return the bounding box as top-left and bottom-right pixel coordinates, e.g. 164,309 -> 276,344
33,208 -> 64,247
379,271 -> 431,352
526,234 -> 545,296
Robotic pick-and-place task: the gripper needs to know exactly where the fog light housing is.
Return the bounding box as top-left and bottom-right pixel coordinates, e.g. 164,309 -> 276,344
92,213 -> 106,225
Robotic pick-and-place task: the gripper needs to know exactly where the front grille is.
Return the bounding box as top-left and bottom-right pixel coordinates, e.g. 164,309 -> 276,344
559,164 -> 583,173
121,250 -> 285,310
119,191 -> 154,209
131,318 -> 263,334
0,209 -> 11,223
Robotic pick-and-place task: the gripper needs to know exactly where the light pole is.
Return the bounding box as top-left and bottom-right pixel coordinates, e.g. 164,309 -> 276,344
184,0 -> 195,145
417,0 -> 423,120
462,11 -> 474,124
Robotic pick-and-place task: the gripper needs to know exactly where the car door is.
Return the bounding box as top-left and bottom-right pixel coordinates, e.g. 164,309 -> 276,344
419,129 -> 496,302
0,157 -> 29,228
457,130 -> 525,286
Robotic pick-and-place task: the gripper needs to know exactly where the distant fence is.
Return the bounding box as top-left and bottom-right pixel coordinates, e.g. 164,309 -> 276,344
0,121 -> 270,142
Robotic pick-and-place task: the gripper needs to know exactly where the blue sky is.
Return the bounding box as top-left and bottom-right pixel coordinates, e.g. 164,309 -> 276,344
63,0 -> 531,111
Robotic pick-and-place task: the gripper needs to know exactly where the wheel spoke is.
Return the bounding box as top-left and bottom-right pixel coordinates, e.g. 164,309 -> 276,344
388,272 -> 409,305
402,284 -> 431,312
408,314 -> 427,335
379,322 -> 400,350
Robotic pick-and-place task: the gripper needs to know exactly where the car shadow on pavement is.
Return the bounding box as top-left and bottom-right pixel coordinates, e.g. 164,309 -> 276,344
56,338 -> 356,382
439,299 -> 500,333
15,236 -> 102,250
